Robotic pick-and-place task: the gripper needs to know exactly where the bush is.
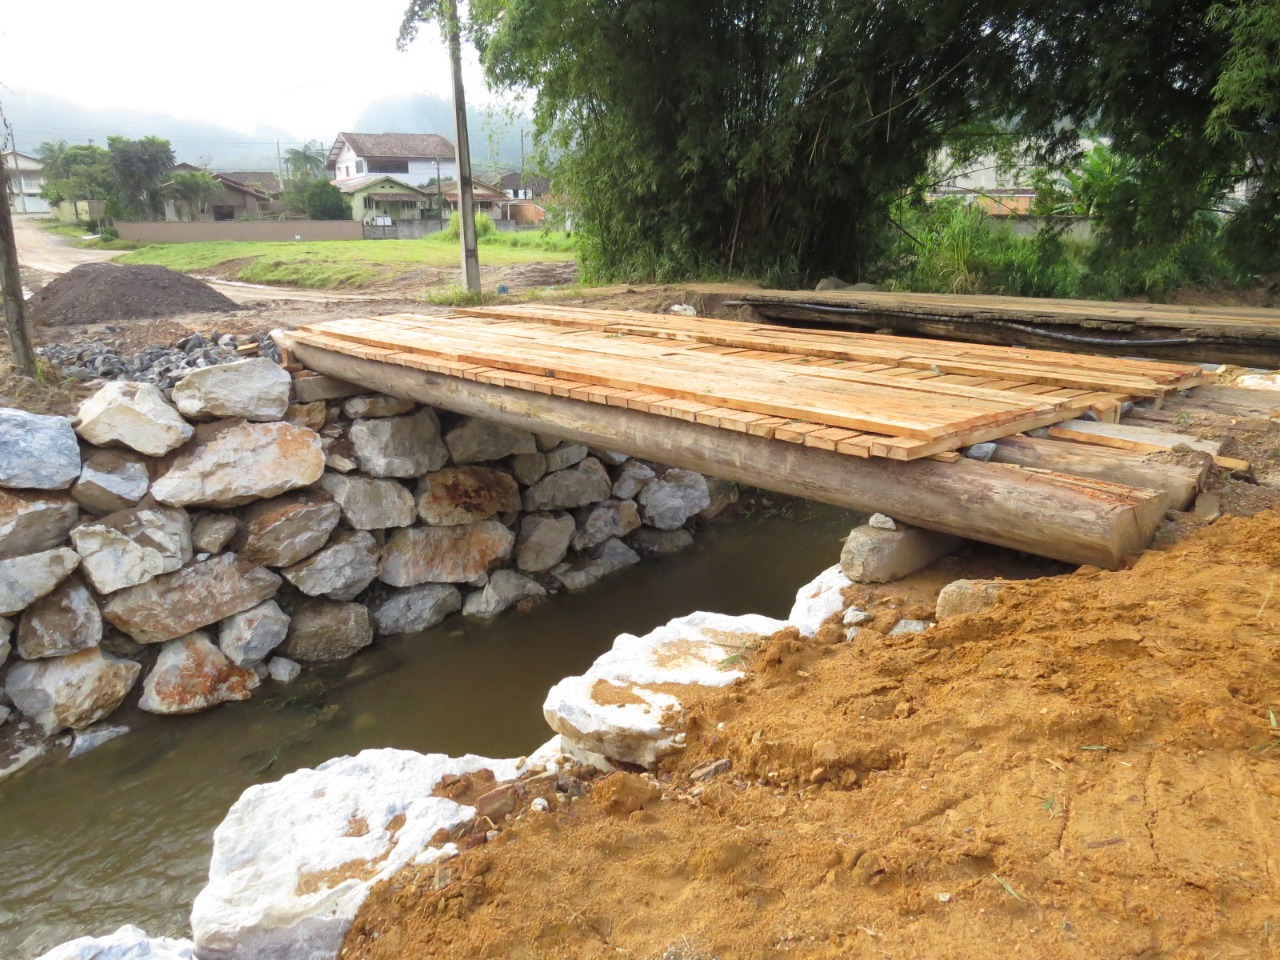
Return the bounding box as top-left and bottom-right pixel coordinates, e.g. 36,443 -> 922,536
441,210 -> 496,241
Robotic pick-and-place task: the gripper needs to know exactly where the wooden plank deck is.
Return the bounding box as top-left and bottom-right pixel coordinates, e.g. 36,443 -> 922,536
286,306 -> 1207,462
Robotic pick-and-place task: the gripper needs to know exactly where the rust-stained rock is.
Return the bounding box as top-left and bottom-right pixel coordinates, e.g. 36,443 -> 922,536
102,553 -> 281,644
6,647 -> 141,734
15,574 -> 102,659
0,488 -> 78,558
151,420 -> 324,508
416,466 -> 520,526
378,521 -> 515,586
138,631 -> 260,715
235,491 -> 341,568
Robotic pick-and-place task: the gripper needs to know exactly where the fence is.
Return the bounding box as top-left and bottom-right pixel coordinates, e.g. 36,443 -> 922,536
116,221 -> 364,244
362,219 -> 545,240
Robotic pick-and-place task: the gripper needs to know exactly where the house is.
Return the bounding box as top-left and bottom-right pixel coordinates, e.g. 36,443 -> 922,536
498,171 -> 550,201
162,172 -> 282,222
327,132 -> 457,185
435,178 -> 520,219
4,151 -> 49,214
218,171 -> 283,197
337,175 -> 436,225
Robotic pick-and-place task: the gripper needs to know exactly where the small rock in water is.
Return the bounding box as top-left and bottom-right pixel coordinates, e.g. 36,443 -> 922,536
267,656 -> 301,684
69,723 -> 130,758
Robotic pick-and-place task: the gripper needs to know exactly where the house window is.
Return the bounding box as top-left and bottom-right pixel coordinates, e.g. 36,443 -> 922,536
370,160 -> 409,174
212,205 -> 235,221
356,160 -> 365,174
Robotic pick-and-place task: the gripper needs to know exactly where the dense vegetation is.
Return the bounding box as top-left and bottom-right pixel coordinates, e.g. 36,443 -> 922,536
402,0 -> 1279,292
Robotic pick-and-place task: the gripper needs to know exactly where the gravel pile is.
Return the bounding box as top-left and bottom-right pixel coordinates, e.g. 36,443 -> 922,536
38,331 -> 283,393
27,263 -> 238,327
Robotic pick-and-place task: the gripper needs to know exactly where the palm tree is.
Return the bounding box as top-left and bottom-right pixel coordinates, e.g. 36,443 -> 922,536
283,140 -> 327,181
37,139 -> 70,179
167,170 -> 223,221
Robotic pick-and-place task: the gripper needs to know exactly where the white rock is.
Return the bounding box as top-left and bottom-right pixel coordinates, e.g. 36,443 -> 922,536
572,499 -> 640,551
788,565 -> 853,637
0,547 -> 80,617
171,359 -> 292,422
462,570 -> 546,618
0,488 -> 78,558
545,611 -> 786,767
319,473 -> 416,530
219,600 -> 290,666
190,749 -> 520,960
6,647 -> 141,734
267,657 -> 301,684
349,410 -> 448,478
637,469 -> 711,530
1237,373 -> 1280,391
34,924 -> 194,960
72,449 -> 151,515
611,460 -> 656,500
139,632 -> 260,715
69,723 -> 131,758
192,514 -> 239,553
75,382 -> 194,457
525,734 -> 615,775
0,408 -> 82,490
370,584 -> 462,635
341,394 -> 416,419
868,512 -> 897,530
889,618 -> 932,635
71,506 -> 193,594
151,421 -> 324,508
281,531 -> 379,601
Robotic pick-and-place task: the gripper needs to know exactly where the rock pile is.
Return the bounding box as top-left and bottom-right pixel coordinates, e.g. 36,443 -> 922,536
36,331 -> 282,391
0,357 -> 736,768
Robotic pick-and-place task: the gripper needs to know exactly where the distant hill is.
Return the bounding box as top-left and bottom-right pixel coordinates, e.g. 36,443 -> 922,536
3,87 -> 537,179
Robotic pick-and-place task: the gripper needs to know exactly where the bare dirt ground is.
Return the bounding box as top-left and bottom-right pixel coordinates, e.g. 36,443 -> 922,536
346,509 -> 1280,960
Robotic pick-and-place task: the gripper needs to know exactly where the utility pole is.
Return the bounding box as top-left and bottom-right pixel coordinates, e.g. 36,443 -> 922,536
435,157 -> 444,227
276,139 -> 285,186
0,119 -> 36,377
444,0 -> 481,293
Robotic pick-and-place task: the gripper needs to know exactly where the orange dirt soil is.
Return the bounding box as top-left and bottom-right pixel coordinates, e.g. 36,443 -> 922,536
345,510 -> 1280,960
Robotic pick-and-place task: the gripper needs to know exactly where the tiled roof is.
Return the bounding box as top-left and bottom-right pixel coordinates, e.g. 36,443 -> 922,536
335,175 -> 432,197
331,132 -> 457,164
498,171 -> 550,195
220,171 -> 282,195
435,178 -> 508,200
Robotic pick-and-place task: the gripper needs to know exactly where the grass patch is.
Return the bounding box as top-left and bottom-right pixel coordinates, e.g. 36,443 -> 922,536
36,218 -> 139,250
117,232 -> 578,289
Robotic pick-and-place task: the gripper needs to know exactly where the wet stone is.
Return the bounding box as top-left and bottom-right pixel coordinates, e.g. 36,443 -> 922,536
139,632 -> 260,715
280,599 -> 374,662
370,583 -> 462,635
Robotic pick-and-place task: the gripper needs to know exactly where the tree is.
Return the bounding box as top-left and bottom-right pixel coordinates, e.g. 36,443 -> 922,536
167,170 -> 223,221
284,140 -> 327,180
290,179 -> 349,220
106,135 -> 175,220
39,143 -> 113,212
36,139 -> 70,179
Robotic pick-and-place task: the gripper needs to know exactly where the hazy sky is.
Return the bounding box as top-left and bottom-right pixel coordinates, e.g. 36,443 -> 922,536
0,0 -> 495,140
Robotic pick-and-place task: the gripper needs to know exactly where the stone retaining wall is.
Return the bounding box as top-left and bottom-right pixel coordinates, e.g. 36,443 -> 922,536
0,358 -> 736,769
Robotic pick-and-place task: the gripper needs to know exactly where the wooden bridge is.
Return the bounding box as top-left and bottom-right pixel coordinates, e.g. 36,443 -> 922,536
273,303 -> 1271,570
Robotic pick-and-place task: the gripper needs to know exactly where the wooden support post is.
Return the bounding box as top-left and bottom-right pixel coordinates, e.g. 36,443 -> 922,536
276,331 -> 1170,569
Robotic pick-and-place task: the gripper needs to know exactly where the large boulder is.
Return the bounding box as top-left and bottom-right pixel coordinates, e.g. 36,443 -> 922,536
0,408 -> 81,490
415,466 -> 520,526
190,749 -> 520,960
281,531 -> 379,601
236,491 -> 341,568
544,611 -> 785,767
6,647 -> 141,734
151,420 -> 324,508
369,584 -> 461,635
611,460 -> 656,500
551,537 -> 640,591
279,600 -> 373,662
572,498 -> 641,551
33,924 -> 194,960
319,473 -> 416,530
515,512 -> 575,573
628,527 -> 694,556
378,521 -> 515,586
0,547 -> 80,617
70,506 -> 193,594
15,574 -> 102,659
75,382 -> 193,457
171,359 -> 292,422
139,632 -> 260,715
218,600 -> 290,666
0,489 -> 78,558
102,554 -> 281,645
349,409 -> 447,478
444,417 -> 537,464
463,569 -> 546,618
522,457 -> 612,511
71,448 -> 151,515
637,469 -> 710,530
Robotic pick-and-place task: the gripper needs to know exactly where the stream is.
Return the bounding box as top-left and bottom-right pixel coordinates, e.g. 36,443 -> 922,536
0,503 -> 856,958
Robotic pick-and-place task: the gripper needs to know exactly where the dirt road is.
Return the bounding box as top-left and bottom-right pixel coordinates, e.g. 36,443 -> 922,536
10,215 -> 397,305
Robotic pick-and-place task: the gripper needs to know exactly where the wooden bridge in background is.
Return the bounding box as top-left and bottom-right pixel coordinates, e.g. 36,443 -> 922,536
273,303 -> 1273,570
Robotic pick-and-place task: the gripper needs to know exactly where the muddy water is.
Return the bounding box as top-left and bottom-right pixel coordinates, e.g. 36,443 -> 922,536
0,504 -> 856,958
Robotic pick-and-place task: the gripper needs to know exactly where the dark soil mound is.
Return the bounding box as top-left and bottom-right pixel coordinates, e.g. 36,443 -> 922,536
27,263 -> 238,327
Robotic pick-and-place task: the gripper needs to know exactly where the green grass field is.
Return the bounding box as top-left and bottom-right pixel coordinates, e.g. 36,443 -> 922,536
117,231 -> 577,289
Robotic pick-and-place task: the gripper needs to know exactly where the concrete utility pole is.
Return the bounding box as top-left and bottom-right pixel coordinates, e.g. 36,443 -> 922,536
444,0 -> 481,293
0,143 -> 36,377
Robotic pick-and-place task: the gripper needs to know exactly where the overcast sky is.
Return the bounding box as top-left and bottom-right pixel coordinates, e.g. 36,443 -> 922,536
0,0 -> 496,140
